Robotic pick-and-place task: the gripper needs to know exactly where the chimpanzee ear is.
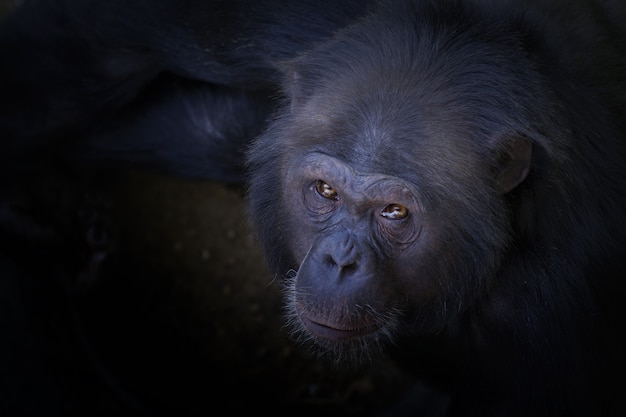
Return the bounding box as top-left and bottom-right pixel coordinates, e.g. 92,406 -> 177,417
282,61 -> 316,112
494,136 -> 532,194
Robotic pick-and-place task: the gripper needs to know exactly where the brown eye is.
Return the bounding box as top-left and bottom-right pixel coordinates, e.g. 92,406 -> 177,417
381,204 -> 408,220
315,180 -> 338,200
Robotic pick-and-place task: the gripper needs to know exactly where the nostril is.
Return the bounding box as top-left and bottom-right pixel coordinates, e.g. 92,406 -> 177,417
340,261 -> 357,273
323,254 -> 336,268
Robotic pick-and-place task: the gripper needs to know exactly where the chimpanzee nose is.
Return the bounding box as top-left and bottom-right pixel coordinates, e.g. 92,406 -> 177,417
321,230 -> 358,271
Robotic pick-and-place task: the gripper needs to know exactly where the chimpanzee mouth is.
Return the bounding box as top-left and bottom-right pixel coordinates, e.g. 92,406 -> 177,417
300,315 -> 381,341
283,279 -> 403,362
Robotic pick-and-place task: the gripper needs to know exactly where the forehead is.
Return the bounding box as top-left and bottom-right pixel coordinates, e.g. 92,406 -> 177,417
288,72 -> 479,178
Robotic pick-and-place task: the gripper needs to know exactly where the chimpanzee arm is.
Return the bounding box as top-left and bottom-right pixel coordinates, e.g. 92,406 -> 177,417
62,75 -> 274,183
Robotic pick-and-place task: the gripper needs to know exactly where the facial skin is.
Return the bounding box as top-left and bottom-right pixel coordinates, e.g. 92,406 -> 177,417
280,152 -> 425,360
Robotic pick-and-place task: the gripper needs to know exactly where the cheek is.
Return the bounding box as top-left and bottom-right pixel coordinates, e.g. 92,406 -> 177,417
390,245 -> 447,304
284,219 -> 316,265
281,195 -> 310,263
291,240 -> 311,266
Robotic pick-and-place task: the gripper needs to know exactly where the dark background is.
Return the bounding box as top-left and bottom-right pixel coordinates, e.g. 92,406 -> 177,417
1,168 -> 436,416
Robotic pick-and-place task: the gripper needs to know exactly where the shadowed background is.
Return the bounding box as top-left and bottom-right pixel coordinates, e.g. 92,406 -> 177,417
1,168 -> 431,416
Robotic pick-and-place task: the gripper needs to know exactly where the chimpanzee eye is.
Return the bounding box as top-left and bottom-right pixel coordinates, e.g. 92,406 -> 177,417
315,180 -> 338,200
381,204 -> 408,220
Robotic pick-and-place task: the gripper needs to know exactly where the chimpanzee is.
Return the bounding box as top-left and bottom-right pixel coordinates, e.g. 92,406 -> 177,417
246,1 -> 626,415
1,1 -> 626,416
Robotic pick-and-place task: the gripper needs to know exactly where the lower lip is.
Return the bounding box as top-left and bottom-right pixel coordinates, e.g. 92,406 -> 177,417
301,316 -> 377,341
